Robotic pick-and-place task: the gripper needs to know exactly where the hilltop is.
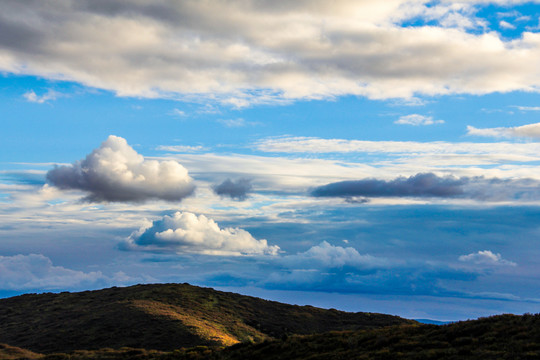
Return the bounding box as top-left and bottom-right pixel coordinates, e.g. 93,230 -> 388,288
0,283 -> 412,354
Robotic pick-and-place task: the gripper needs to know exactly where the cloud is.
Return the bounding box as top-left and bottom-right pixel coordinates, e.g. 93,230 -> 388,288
1,1 -> 540,104
459,250 -> 517,266
283,241 -> 385,269
212,178 -> 252,201
156,145 -> 206,153
312,173 -> 466,198
23,89 -> 58,103
258,241 -> 478,297
467,123 -> 540,139
122,211 -> 280,256
171,108 -> 187,117
255,136 -> 540,157
311,173 -> 540,202
218,118 -> 248,127
513,106 -> 540,111
395,114 -> 444,126
46,135 -> 195,202
0,254 -> 117,291
499,20 -> 516,29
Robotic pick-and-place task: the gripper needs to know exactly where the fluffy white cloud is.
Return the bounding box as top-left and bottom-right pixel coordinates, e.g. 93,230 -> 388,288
47,135 -> 195,202
284,241 -> 385,268
395,114 -> 444,126
0,254 -> 105,290
459,250 -> 517,266
467,123 -> 540,139
123,211 -> 280,256
1,1 -> 540,104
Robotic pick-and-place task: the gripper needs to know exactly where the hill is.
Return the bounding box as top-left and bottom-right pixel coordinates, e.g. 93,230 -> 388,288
0,283 -> 412,354
220,313 -> 540,360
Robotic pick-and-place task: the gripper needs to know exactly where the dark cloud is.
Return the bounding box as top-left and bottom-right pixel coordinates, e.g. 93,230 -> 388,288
312,173 -> 540,202
46,135 -> 195,203
312,173 -> 466,198
213,178 -> 252,201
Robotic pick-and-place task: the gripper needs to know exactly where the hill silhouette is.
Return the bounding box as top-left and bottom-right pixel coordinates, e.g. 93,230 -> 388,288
0,283 -> 412,354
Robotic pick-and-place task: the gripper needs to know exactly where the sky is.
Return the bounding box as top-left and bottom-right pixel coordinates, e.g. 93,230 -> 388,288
1,0 -> 540,321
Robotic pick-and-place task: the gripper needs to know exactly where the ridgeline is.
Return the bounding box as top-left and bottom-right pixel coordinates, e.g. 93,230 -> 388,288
0,283 -> 411,354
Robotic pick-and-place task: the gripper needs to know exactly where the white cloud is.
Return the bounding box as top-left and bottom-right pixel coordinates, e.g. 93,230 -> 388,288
47,135 -> 195,202
514,106 -> 540,111
156,145 -> 206,153
171,108 -> 187,117
467,122 -> 540,139
1,1 -> 540,105
218,118 -> 247,127
23,89 -> 58,103
255,136 -> 540,159
123,211 -> 280,256
459,250 -> 516,266
395,114 -> 444,126
0,254 -> 104,290
284,241 -> 385,268
499,20 -> 516,29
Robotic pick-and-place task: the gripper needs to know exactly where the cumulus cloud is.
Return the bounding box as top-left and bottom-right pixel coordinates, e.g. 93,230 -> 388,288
1,1 -> 540,104
467,123 -> 540,139
258,241 -> 480,297
312,173 -> 540,201
0,254 -> 115,290
459,250 -> 517,266
395,114 -> 444,126
46,135 -> 195,202
212,178 -> 252,201
283,241 -> 385,269
122,211 -> 280,256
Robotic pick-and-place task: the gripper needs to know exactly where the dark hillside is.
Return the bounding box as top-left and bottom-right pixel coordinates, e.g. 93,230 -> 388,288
0,283 -> 412,353
220,313 -> 540,360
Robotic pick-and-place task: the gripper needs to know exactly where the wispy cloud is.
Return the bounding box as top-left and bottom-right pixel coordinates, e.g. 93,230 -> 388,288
467,122 -> 540,139
156,145 -> 207,153
218,118 -> 248,127
23,89 -> 59,103
513,106 -> 540,111
395,114 -> 444,126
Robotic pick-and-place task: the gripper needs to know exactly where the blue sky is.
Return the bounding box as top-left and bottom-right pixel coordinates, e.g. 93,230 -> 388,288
1,0 -> 540,321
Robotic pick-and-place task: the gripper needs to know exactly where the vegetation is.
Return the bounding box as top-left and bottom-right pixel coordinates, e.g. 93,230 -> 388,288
3,284 -> 537,359
218,313 -> 540,360
0,283 -> 410,353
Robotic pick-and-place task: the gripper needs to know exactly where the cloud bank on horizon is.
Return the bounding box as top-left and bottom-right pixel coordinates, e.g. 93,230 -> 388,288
1,0 -> 540,105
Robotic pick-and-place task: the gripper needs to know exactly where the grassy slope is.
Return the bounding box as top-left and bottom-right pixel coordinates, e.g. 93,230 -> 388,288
220,313 -> 540,360
0,283 -> 412,353
0,344 -> 42,360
